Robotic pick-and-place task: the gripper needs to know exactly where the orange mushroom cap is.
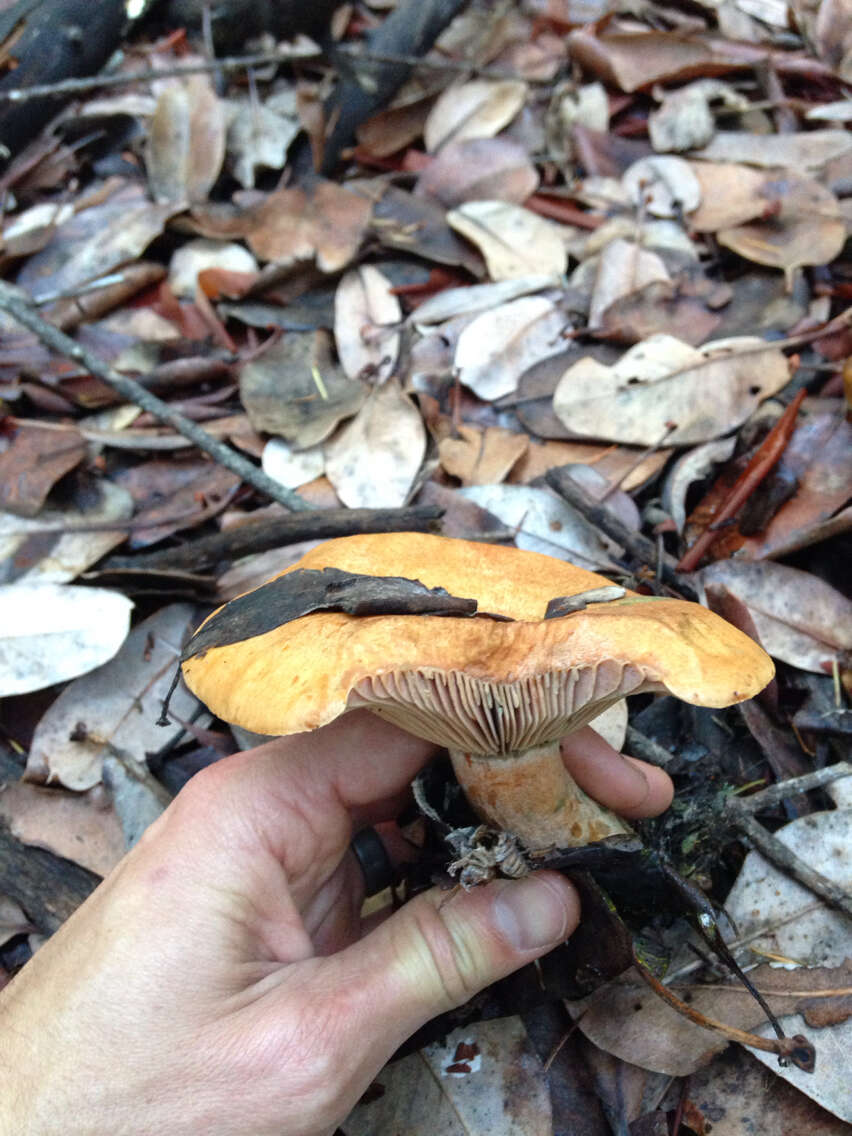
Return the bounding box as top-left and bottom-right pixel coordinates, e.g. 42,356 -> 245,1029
181,532 -> 774,746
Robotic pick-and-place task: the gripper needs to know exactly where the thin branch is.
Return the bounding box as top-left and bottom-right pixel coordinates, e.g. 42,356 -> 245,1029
0,281 -> 312,513
736,762 -> 852,813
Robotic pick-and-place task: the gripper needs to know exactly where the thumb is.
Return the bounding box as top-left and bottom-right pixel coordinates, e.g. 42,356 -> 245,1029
327,871 -> 580,1056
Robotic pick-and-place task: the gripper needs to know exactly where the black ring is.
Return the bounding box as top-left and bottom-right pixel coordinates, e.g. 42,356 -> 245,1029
350,827 -> 395,897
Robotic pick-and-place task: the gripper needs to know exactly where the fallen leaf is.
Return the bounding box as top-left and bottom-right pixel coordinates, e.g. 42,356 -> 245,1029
662,436 -> 738,532
416,137 -> 539,207
590,699 -> 628,751
718,173 -> 846,282
113,459 -> 240,548
324,380 -> 426,508
687,162 -> 776,232
0,781 -> 125,876
0,424 -> 86,518
345,1018 -> 551,1136
455,295 -> 568,400
622,156 -> 701,218
168,238 -> 258,298
566,29 -> 758,92
26,604 -> 201,790
649,80 -> 749,153
0,479 -> 133,584
439,424 -> 529,485
146,76 -> 226,205
262,438 -> 325,489
693,129 -> 852,169
410,275 -> 558,326
735,414 -> 852,559
700,560 -> 852,673
225,95 -> 300,189
239,330 -> 367,445
588,239 -> 670,328
246,181 -> 372,272
0,895 -> 33,945
334,265 -> 402,383
553,334 -> 790,445
447,200 -> 568,279
0,585 -> 132,697
459,484 -> 619,570
373,186 -> 483,272
424,79 -> 528,152
1,202 -> 75,258
596,279 -> 722,347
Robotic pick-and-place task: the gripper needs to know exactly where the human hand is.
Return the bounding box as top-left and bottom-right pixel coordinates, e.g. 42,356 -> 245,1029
0,712 -> 672,1136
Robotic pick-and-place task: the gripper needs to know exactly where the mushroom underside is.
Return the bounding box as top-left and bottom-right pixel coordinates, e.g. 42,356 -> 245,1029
349,659 -> 663,851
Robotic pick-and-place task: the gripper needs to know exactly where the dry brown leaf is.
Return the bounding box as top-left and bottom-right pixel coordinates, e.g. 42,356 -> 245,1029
324,380 -> 426,508
700,559 -> 852,673
687,162 -> 774,231
553,334 -> 790,445
566,29 -> 759,93
447,200 -> 567,280
357,95 -> 435,158
372,187 -> 483,273
239,330 -> 367,445
439,424 -> 529,485
423,79 -> 528,153
694,129 -> 852,169
597,279 -> 723,347
588,239 -> 670,328
622,156 -> 701,218
147,76 -> 226,205
113,460 -> 240,548
718,173 -> 846,282
334,265 -> 402,383
0,782 -> 125,877
345,1018 -> 551,1136
735,413 -> 852,559
455,295 -> 568,400
26,604 -> 202,791
0,424 -> 86,518
415,137 -> 539,208
507,439 -> 615,484
246,181 -> 372,272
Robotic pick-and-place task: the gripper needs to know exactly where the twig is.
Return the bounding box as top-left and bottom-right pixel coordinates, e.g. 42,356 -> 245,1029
625,725 -> 675,768
726,797 -> 852,921
102,504 -> 444,573
0,281 -> 312,513
545,466 -> 687,591
736,762 -> 852,813
677,389 -> 806,572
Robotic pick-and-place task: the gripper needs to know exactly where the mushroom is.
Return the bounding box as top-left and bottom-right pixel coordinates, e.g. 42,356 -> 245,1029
181,533 -> 773,853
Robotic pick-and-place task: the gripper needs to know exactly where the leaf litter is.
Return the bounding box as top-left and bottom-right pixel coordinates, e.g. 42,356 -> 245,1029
0,1 -> 850,1132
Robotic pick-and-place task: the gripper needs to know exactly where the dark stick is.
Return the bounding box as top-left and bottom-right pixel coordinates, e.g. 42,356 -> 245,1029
545,466 -> 687,591
102,504 -> 444,573
0,281 -> 312,513
0,821 -> 100,934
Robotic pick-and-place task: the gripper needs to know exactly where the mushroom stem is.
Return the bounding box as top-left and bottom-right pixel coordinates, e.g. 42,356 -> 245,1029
448,740 -> 632,854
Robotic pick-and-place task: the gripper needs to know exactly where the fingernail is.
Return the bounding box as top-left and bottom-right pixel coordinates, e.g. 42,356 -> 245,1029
492,875 -> 573,952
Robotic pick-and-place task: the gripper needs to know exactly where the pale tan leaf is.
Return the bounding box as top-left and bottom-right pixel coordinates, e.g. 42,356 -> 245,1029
168,238 -> 257,297
225,96 -> 300,189
687,162 -> 772,231
345,1018 -> 551,1136
455,295 -> 568,400
622,156 -> 702,218
324,381 -> 426,508
0,782 -> 125,877
26,605 -> 202,791
589,239 -> 670,328
416,137 -> 539,208
0,895 -> 33,945
553,334 -> 790,445
334,265 -> 402,383
246,181 -> 372,272
0,586 -> 133,699
717,174 -> 846,279
693,129 -> 852,169
649,80 -> 748,152
700,560 -> 852,673
411,275 -> 558,326
262,439 -> 325,489
424,79 -> 528,153
447,200 -> 568,280
439,424 -> 529,486
147,76 -> 226,204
